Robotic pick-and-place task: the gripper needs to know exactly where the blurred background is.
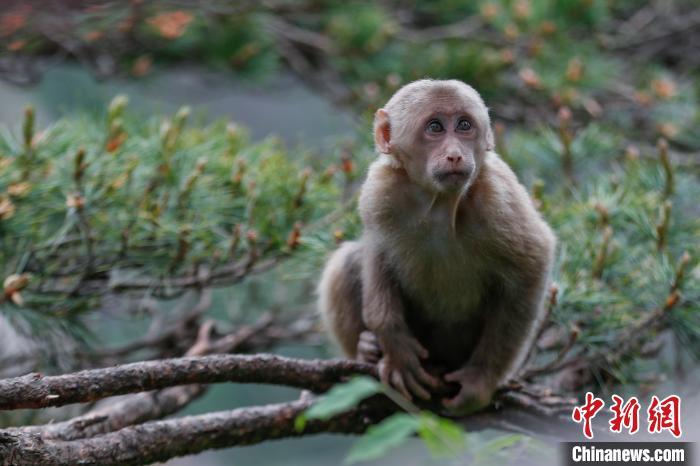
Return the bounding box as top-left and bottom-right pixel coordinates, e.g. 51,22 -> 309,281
0,1 -> 699,465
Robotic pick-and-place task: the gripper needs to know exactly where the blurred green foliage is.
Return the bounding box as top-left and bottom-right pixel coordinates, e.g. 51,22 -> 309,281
0,97 -> 350,340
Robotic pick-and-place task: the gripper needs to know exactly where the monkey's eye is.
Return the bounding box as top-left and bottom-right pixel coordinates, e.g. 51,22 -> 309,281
426,119 -> 445,134
456,119 -> 473,132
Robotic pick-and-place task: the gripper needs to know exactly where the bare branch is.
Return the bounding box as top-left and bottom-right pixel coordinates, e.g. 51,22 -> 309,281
9,384 -> 207,442
264,16 -> 335,53
522,325 -> 580,380
90,288 -> 213,360
6,312 -> 270,441
0,355 -> 376,410
0,384 -> 577,465
0,398 -> 394,466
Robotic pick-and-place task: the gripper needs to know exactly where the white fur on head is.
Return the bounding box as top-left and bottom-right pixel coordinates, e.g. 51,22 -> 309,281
374,79 -> 495,155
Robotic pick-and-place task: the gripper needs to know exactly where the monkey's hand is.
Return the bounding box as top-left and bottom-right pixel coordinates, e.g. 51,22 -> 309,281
377,336 -> 440,401
441,366 -> 495,415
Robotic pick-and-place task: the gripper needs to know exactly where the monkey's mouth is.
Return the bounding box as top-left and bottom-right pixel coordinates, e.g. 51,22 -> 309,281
434,170 -> 471,183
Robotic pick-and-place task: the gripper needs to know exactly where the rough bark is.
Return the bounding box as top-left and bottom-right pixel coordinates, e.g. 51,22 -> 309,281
0,391 -> 579,466
0,398 -> 395,466
9,385 -> 206,441
7,314 -> 299,441
0,355 -> 376,410
0,354 -> 578,465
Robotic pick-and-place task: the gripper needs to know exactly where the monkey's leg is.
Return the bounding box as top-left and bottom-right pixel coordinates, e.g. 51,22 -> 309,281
361,245 -> 440,400
443,274 -> 550,413
318,241 -> 369,359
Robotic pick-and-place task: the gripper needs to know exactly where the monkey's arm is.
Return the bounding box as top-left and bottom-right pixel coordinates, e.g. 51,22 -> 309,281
443,269 -> 550,413
362,241 -> 439,400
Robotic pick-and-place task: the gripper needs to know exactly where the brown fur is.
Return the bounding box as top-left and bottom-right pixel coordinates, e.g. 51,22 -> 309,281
318,79 -> 555,413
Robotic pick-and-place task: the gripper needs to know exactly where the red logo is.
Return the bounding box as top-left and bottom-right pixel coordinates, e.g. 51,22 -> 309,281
572,393 -> 682,439
572,392 -> 605,439
609,394 -> 640,434
647,395 -> 682,438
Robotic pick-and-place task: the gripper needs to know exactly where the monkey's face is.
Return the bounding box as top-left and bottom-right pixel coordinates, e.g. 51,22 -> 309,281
375,80 -> 494,194
417,109 -> 481,193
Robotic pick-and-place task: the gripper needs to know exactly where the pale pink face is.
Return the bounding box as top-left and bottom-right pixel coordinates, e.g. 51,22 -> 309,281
375,80 -> 493,194
410,102 -> 481,192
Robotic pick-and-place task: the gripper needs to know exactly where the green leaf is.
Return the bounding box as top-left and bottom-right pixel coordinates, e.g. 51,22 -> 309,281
417,413 -> 466,458
304,376 -> 382,421
346,413 -> 420,464
294,414 -> 307,433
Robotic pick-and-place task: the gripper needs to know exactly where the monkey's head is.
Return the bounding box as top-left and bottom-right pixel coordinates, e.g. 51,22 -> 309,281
373,79 -> 494,194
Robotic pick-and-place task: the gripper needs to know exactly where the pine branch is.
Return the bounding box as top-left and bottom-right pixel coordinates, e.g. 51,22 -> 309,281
40,256 -> 284,298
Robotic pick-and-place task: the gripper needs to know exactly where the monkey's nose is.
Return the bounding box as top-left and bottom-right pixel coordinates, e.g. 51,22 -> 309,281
446,155 -> 463,163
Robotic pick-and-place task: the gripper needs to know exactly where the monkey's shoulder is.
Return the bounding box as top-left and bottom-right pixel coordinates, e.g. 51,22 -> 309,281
470,153 -> 556,260
476,154 -> 545,223
358,157 -> 412,225
475,153 -> 526,204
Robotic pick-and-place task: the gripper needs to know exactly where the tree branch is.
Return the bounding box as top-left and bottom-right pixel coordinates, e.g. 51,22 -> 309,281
6,313 -> 277,441
0,398 -> 394,466
94,290 -> 212,358
0,355 -> 376,410
10,384 -> 207,442
0,385 -> 576,465
0,350 -> 579,465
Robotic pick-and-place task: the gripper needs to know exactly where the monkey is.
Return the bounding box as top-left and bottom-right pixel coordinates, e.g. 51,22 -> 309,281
318,79 -> 556,414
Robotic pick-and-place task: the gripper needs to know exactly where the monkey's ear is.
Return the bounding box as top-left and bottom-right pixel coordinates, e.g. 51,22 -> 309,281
485,124 -> 495,151
373,109 -> 392,154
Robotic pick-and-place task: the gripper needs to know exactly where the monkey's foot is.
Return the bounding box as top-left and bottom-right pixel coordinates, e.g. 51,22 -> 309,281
357,330 -> 382,364
441,366 -> 494,415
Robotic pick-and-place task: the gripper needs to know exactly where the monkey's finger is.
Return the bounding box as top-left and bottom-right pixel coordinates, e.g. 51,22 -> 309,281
391,371 -> 412,401
357,340 -> 381,360
378,360 -> 392,386
358,339 -> 380,352
409,340 -> 430,360
443,368 -> 468,383
359,330 -> 379,345
404,372 -> 431,401
412,365 -> 441,390
358,349 -> 381,365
